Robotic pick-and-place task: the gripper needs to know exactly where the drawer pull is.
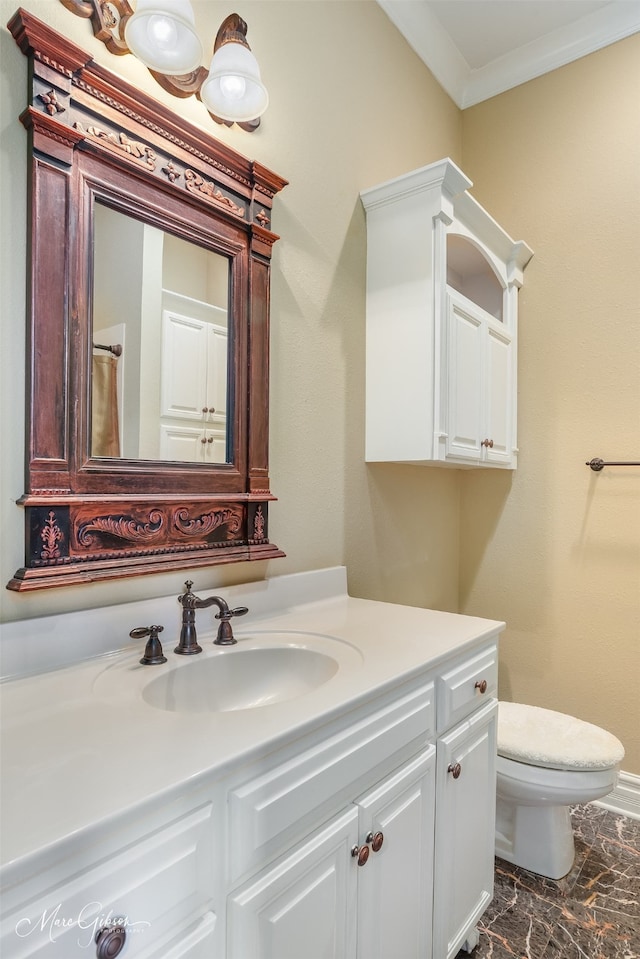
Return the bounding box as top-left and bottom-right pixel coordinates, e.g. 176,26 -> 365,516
95,925 -> 127,958
475,679 -> 488,694
351,843 -> 370,866
448,762 -> 462,779
366,830 -> 384,852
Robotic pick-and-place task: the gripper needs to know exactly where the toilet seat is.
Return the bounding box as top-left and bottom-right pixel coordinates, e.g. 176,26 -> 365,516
498,702 -> 625,771
495,702 -> 624,879
496,754 -> 619,804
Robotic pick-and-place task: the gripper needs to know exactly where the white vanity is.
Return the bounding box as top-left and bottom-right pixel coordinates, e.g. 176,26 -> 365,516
0,569 -> 501,959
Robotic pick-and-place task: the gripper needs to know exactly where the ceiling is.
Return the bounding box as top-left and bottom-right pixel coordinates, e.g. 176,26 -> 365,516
377,0 -> 640,107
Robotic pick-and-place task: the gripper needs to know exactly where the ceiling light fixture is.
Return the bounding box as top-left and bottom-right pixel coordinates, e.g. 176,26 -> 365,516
59,0 -> 269,131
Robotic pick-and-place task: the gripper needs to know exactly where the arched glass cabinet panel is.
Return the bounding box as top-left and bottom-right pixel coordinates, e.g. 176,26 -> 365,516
7,8 -> 287,591
446,235 -> 504,322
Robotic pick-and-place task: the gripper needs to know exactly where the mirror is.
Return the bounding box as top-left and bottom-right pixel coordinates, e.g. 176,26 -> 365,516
7,8 -> 287,591
92,203 -> 230,463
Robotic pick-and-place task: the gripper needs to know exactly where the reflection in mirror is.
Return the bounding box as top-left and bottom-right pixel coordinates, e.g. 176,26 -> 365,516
92,203 -> 230,463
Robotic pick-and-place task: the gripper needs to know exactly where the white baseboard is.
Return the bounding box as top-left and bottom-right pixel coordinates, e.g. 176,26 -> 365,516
594,771 -> 640,821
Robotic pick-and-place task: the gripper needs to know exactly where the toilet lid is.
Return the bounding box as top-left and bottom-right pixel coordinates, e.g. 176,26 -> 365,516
498,702 -> 625,771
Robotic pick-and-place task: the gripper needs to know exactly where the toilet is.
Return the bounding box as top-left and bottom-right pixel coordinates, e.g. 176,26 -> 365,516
495,702 -> 624,880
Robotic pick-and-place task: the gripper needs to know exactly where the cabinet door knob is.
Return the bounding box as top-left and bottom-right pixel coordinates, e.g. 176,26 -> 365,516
481,438 -> 494,448
448,762 -> 462,779
366,831 -> 384,852
475,679 -> 488,694
351,843 -> 370,866
95,925 -> 127,958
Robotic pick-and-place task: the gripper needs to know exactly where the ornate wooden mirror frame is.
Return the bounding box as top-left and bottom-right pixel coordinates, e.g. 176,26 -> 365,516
7,7 -> 287,591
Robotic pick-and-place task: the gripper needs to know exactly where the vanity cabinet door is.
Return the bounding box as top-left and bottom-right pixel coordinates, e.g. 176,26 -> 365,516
227,808 -> 359,959
355,747 -> 436,959
433,699 -> 498,959
0,802 -> 216,959
227,747 -> 437,959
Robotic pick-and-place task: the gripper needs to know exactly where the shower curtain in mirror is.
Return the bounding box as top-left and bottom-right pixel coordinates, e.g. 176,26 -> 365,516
92,353 -> 120,457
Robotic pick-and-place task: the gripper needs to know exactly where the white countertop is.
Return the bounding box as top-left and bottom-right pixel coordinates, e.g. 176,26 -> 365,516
0,570 -> 503,871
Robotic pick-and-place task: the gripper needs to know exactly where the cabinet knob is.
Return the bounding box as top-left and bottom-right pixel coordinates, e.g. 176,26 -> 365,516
95,925 -> 127,958
202,407 -> 208,414
448,762 -> 462,779
475,679 -> 488,694
366,831 -> 384,852
481,438 -> 494,448
200,437 -> 207,444
209,407 -> 216,413
351,843 -> 370,866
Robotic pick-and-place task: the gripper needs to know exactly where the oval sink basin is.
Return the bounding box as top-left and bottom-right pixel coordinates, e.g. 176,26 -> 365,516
142,646 -> 339,714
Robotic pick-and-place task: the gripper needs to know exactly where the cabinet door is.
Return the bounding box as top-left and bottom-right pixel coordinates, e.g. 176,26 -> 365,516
433,700 -> 497,959
483,320 -> 513,467
445,290 -> 515,468
1,803 -> 216,959
161,311 -> 210,420
159,423 -> 207,462
445,291 -> 483,463
205,323 -> 228,421
227,808 -> 359,959
355,747 -> 436,959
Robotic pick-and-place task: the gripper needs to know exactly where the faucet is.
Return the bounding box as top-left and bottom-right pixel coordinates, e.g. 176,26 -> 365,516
176,581 -> 249,653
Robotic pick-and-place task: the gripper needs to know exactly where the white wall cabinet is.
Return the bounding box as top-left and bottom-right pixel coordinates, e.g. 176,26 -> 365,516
0,642 -> 498,959
361,158 -> 532,469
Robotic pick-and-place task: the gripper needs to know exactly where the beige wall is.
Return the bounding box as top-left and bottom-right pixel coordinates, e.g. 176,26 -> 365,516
459,35 -> 640,773
1,2 -> 637,773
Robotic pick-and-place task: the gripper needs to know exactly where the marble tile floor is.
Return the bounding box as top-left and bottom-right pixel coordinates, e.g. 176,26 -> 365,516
457,804 -> 640,959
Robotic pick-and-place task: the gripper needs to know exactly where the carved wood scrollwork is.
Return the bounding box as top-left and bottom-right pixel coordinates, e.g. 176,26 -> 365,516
7,9 -> 287,591
184,170 -> 246,218
76,510 -> 165,547
74,122 -> 157,168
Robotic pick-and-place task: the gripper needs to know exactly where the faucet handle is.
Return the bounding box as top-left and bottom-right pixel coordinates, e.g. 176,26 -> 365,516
130,625 -> 167,665
217,605 -> 249,621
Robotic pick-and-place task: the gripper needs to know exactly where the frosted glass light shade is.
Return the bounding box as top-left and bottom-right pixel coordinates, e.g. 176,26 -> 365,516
200,42 -> 269,123
125,0 -> 203,75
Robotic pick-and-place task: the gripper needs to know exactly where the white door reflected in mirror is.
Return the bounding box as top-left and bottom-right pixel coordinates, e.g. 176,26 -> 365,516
92,202 -> 230,462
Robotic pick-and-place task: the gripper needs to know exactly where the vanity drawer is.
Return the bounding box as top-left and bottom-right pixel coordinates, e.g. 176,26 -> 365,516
437,644 -> 497,732
228,680 -> 435,882
1,803 -> 215,959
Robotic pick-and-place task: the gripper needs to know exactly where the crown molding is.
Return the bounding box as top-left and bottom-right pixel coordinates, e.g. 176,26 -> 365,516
377,0 -> 640,109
